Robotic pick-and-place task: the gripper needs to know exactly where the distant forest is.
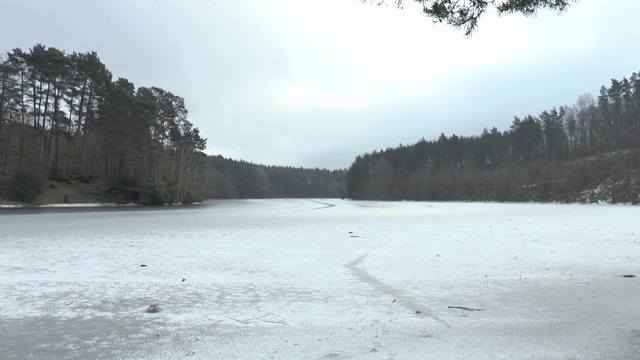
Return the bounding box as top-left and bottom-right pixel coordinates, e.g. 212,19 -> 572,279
0,45 -> 345,204
347,68 -> 640,204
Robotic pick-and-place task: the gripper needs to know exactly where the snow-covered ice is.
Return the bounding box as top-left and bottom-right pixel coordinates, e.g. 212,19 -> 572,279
1,199 -> 639,359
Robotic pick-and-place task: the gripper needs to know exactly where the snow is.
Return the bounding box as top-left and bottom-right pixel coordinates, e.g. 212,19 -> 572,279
37,203 -> 116,208
0,204 -> 20,208
0,203 -> 138,208
1,199 -> 639,359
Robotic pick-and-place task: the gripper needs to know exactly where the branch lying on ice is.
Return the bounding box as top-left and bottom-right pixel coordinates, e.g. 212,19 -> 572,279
448,306 -> 485,312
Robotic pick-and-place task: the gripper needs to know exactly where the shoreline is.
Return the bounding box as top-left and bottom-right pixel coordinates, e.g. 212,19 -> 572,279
0,181 -> 127,209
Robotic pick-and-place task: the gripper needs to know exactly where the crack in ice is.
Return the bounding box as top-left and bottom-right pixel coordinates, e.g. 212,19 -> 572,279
344,250 -> 450,328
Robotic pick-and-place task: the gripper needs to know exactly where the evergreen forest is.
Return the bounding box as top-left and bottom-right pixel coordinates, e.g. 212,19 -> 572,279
3,44 -> 639,205
346,69 -> 640,204
0,45 -> 345,204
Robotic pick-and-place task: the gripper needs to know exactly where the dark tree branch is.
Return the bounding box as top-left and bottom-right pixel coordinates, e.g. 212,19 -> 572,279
448,305 -> 485,311
363,0 -> 579,36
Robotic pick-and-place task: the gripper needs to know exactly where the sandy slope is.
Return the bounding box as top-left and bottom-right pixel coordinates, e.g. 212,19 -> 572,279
0,181 -> 123,208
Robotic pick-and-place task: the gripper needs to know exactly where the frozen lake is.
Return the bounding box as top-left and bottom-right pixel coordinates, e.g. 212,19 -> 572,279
1,199 -> 639,359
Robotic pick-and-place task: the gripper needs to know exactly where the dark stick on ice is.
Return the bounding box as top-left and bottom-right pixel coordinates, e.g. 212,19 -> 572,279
448,306 -> 485,311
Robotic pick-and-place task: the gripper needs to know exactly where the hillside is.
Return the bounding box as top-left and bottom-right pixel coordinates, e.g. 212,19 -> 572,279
346,68 -> 640,204
0,45 -> 346,206
0,159 -> 346,207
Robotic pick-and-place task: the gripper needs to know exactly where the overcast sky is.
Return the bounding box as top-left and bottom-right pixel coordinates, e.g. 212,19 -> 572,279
1,1 -> 639,169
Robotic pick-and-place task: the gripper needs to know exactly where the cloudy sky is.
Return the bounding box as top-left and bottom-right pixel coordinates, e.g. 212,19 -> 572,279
1,1 -> 639,169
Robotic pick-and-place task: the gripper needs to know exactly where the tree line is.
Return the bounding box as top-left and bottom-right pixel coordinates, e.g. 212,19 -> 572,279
346,68 -> 640,203
0,44 -> 345,204
206,156 -> 345,199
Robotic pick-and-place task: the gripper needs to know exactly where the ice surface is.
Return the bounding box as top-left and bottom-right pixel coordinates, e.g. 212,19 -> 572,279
1,199 -> 639,359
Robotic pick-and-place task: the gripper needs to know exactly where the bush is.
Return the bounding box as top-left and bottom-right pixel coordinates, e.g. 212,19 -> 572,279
11,163 -> 46,202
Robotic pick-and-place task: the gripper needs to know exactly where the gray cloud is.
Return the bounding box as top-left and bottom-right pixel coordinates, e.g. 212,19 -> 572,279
2,0 -> 639,169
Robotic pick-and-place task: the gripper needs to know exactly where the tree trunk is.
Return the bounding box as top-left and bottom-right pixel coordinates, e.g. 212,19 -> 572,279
40,82 -> 51,162
81,83 -> 94,171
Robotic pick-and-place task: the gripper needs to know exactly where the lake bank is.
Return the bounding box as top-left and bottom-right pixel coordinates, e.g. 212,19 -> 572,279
0,181 -> 131,208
